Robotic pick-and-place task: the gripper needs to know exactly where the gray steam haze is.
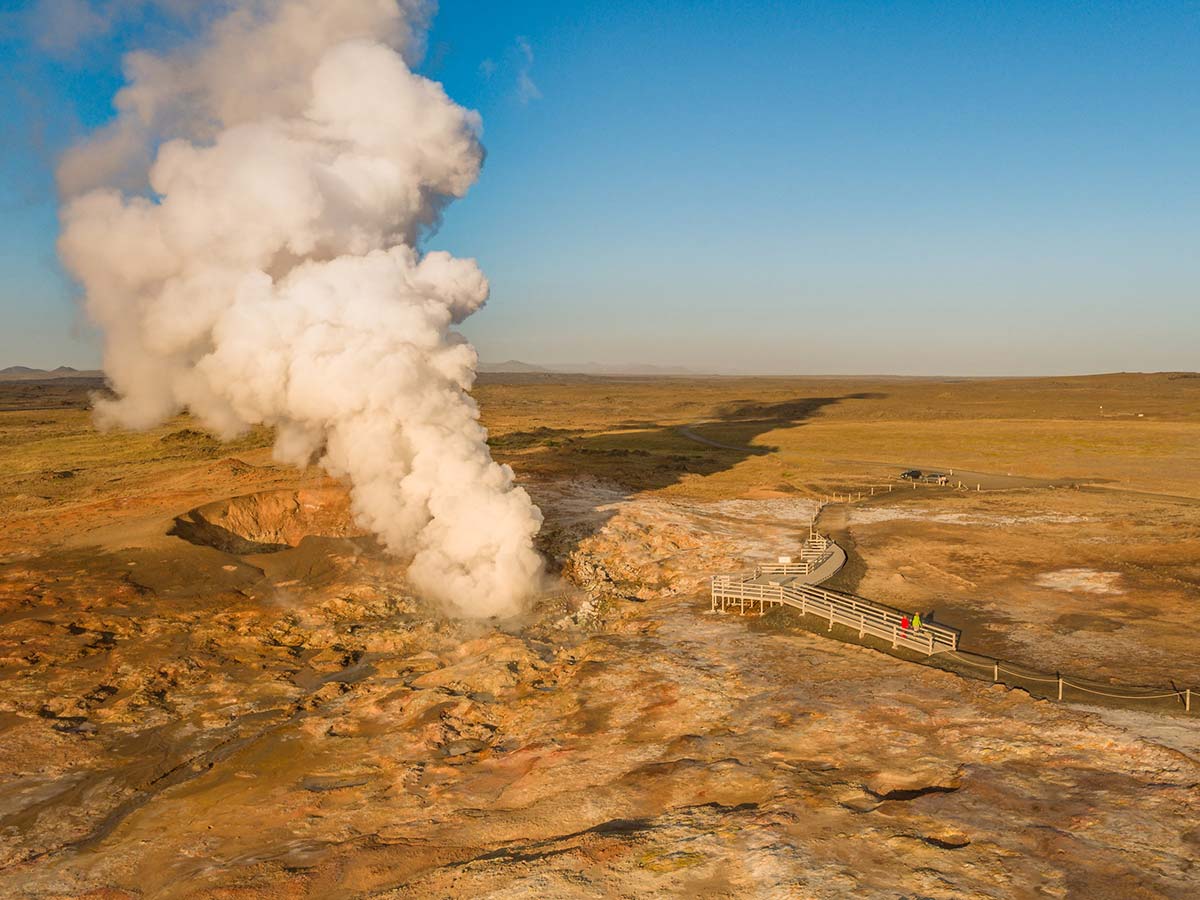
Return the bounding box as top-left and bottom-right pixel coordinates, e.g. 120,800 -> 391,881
57,0 -> 546,617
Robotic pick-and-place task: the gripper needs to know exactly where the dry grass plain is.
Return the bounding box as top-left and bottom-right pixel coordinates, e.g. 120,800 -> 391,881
478,371 -> 1200,498
476,372 -> 1200,687
3,372 -> 1198,687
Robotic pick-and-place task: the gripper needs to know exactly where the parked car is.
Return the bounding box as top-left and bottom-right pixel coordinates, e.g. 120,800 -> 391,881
924,472 -> 949,485
899,469 -> 922,481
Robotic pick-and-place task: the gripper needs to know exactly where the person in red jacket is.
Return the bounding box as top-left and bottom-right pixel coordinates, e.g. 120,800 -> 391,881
900,614 -> 910,632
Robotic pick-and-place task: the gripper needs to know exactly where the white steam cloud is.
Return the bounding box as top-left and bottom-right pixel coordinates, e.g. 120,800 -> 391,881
58,0 -> 545,618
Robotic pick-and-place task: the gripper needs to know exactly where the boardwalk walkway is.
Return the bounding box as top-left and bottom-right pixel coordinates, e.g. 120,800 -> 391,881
711,528 -> 1195,715
711,531 -> 960,657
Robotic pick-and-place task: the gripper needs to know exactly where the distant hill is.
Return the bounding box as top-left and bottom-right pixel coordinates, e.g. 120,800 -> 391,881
544,362 -> 698,376
4,361 -> 703,381
478,360 -> 699,376
0,366 -> 104,381
476,360 -> 549,374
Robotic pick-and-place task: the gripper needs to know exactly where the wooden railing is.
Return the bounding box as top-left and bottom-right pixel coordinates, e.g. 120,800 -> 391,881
749,536 -> 833,578
755,562 -> 813,577
711,572 -> 959,656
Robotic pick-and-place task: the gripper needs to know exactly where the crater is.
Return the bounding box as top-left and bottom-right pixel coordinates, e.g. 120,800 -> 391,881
170,487 -> 365,555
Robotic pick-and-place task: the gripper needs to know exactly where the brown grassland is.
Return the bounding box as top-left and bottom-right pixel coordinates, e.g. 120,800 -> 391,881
4,372 -> 1199,684
480,372 -> 1200,685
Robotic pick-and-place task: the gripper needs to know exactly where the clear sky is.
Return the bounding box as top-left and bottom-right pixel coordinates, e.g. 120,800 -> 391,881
1,0 -> 1197,374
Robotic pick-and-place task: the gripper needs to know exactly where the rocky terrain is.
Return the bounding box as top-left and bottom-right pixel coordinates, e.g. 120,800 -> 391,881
2,375 -> 1198,898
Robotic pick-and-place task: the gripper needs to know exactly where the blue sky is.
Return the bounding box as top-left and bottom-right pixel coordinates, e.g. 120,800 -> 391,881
1,0 -> 1197,374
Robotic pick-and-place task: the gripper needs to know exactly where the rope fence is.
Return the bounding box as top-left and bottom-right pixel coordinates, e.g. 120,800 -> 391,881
941,650 -> 1193,712
815,475 -> 969,505
811,470 -> 1076,505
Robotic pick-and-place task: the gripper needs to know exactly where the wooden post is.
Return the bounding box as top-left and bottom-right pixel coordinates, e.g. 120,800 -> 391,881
1057,673 -> 1063,701
828,607 -> 834,631
977,483 -> 981,492
927,632 -> 933,655
859,612 -> 865,638
1187,688 -> 1191,713
891,624 -> 897,648
870,486 -> 875,496
888,484 -> 892,492
993,661 -> 999,682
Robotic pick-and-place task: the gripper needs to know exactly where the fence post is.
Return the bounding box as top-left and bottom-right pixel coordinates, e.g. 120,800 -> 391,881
1057,673 -> 1063,701
1187,688 -> 1191,713
859,613 -> 864,638
993,661 -> 998,682
828,607 -> 834,631
891,624 -> 897,648
927,632 -> 933,656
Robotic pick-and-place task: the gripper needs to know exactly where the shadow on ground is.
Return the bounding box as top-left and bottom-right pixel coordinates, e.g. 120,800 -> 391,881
491,393 -> 885,565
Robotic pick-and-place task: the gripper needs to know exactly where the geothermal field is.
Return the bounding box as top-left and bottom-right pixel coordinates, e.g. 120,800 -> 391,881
1,372 -> 1198,897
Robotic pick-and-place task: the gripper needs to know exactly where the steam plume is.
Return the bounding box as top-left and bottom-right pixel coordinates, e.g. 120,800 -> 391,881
58,0 -> 545,618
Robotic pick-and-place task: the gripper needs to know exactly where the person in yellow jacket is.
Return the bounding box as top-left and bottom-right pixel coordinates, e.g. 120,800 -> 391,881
912,612 -> 923,631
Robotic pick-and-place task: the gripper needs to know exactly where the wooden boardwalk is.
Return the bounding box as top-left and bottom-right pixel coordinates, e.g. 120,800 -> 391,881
712,525 -> 1195,714
711,533 -> 959,656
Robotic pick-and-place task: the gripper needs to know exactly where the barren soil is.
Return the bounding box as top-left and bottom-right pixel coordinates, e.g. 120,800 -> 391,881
1,374 -> 1198,898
